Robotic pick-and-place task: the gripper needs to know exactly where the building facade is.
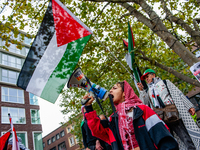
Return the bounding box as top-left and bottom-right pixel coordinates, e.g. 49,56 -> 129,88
43,123 -> 83,150
0,30 -> 43,149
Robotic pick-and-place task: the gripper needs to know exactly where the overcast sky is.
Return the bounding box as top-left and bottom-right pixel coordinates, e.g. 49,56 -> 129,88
38,97 -> 69,137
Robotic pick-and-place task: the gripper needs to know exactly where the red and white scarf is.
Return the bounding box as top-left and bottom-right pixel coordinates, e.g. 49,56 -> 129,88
115,80 -> 143,150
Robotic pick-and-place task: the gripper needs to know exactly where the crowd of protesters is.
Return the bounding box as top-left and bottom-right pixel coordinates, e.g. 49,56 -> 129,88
81,69 -> 200,150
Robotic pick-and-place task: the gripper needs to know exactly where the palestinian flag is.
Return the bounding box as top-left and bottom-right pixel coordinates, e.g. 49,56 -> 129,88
123,22 -> 148,90
0,131 -> 11,150
17,0 -> 93,103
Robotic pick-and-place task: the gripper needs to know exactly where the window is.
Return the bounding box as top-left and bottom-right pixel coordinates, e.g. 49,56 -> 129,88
24,36 -> 32,45
33,132 -> 43,150
43,142 -> 45,148
31,109 -> 40,124
52,136 -> 55,143
1,53 -> 22,69
47,139 -> 51,145
3,132 -> 27,147
60,130 -> 65,137
1,107 -> 25,124
2,41 -> 21,54
2,87 -> 24,104
69,136 -> 75,147
56,133 -> 60,140
58,142 -> 66,150
24,47 -> 30,56
72,125 -> 74,130
29,93 -> 38,105
67,126 -> 71,133
1,69 -> 19,84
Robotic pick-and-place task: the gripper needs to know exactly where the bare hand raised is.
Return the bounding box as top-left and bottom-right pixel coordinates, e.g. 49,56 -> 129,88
137,82 -> 144,91
83,93 -> 94,106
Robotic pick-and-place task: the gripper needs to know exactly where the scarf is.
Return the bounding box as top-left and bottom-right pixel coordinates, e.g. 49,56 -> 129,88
148,77 -> 165,108
115,80 -> 143,150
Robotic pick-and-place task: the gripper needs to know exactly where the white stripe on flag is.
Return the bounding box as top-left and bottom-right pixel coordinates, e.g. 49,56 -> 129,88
145,114 -> 165,131
26,33 -> 68,96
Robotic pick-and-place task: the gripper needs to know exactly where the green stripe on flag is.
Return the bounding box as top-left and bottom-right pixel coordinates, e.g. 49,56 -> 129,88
128,21 -> 140,82
40,34 -> 91,103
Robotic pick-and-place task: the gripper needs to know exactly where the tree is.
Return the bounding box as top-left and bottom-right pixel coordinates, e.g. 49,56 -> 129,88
1,0 -> 200,142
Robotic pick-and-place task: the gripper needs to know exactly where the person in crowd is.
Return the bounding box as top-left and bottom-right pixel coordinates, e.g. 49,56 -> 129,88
81,105 -> 111,150
137,69 -> 200,149
7,137 -> 29,150
83,80 -> 178,150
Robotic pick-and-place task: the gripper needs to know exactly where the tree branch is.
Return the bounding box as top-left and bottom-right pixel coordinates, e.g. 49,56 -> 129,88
138,49 -> 200,87
161,0 -> 200,46
193,18 -> 200,32
92,2 -> 111,22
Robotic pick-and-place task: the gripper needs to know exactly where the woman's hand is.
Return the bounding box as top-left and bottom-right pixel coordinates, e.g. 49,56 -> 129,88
95,140 -> 104,150
83,93 -> 95,106
86,148 -> 91,150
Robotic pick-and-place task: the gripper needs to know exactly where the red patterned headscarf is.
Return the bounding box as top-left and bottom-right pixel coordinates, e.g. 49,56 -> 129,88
115,80 -> 143,150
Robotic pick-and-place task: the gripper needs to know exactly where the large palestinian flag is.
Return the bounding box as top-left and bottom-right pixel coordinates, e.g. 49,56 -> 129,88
17,0 -> 93,103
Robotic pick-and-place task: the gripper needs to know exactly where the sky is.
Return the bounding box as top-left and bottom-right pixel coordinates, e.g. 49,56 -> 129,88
38,97 -> 70,137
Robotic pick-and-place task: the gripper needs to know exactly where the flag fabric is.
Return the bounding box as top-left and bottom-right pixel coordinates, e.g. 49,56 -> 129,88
123,22 -> 148,90
8,114 -> 20,150
127,21 -> 140,82
0,131 -> 11,150
17,0 -> 93,103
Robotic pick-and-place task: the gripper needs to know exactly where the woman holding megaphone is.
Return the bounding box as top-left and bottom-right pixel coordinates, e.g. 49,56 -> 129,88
83,80 -> 179,150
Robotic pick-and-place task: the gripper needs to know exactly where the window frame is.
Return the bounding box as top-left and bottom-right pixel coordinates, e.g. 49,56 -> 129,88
29,93 -> 39,105
30,109 -> 41,124
1,68 -> 19,84
60,130 -> 65,137
1,87 -> 24,104
1,106 -> 26,124
32,131 -> 43,150
68,136 -> 75,147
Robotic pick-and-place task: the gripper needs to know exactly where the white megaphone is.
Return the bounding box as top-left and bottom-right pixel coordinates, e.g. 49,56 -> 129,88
67,68 -> 109,105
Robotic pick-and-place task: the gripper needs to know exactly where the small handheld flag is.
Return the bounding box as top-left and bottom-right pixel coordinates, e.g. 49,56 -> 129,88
8,114 -> 20,150
17,0 -> 93,103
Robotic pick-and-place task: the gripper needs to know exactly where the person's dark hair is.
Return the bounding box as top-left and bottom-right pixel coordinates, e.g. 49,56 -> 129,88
117,81 -> 124,92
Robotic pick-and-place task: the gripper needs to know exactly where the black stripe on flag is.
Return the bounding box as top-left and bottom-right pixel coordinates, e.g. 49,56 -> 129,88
17,0 -> 55,90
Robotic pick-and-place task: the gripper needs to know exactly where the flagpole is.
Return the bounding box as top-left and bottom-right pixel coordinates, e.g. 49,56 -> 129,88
92,33 -> 137,82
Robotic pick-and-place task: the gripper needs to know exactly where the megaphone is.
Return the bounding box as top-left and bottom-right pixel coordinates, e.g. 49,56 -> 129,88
67,68 -> 109,105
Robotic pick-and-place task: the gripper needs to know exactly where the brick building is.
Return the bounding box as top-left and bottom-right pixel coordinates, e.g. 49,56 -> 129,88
0,29 -> 43,149
42,123 -> 83,150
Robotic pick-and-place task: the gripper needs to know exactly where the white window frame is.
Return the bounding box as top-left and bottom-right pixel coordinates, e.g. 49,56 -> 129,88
1,68 -> 19,84
1,87 -> 24,104
1,106 -> 26,124
32,131 -> 43,150
1,53 -> 22,69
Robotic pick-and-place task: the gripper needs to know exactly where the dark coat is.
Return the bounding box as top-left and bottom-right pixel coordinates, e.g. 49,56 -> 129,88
85,104 -> 179,150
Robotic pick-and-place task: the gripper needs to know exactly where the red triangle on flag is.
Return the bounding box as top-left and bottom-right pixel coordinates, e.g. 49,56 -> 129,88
52,0 -> 92,47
